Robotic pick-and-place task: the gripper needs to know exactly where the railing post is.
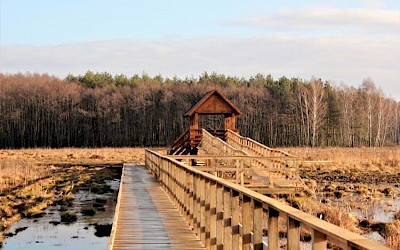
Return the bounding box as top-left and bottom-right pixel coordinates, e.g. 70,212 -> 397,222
223,187 -> 232,250
210,181 -> 217,249
200,176 -> 206,244
185,170 -> 191,223
253,200 -> 263,250
194,174 -> 200,237
242,195 -> 252,250
205,179 -> 211,247
216,183 -> 224,250
312,229 -> 327,250
268,207 -> 279,250
232,190 -> 240,250
178,167 -> 183,213
188,172 -> 194,230
287,217 -> 300,250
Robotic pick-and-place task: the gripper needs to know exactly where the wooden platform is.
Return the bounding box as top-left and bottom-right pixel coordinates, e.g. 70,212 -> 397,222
109,165 -> 205,250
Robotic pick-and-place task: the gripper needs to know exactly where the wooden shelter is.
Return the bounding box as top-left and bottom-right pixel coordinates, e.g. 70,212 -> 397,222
184,89 -> 242,134
169,89 -> 242,155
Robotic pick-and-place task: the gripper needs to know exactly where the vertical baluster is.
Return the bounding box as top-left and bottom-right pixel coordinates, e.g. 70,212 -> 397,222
253,200 -> 263,250
216,183 -> 224,250
312,229 -> 327,250
188,172 -> 194,229
268,207 -> 279,250
192,174 -> 197,233
232,190 -> 240,250
184,170 -> 190,221
223,187 -> 232,249
287,217 -> 300,250
205,179 -> 211,247
200,177 -> 206,244
242,195 -> 252,250
210,181 -> 217,249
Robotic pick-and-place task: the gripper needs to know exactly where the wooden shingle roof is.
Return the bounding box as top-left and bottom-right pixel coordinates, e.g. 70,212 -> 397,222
184,89 -> 242,117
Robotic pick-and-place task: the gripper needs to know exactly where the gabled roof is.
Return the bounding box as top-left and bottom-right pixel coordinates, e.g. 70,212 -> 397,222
184,89 -> 242,117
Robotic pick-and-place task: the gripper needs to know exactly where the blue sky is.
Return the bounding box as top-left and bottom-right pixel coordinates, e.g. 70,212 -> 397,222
1,0 -> 399,99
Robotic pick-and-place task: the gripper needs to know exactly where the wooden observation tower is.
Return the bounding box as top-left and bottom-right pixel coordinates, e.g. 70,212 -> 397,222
169,89 -> 242,155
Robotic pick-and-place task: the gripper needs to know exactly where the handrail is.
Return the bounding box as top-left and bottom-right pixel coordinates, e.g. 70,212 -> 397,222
145,149 -> 390,250
225,129 -> 296,158
168,129 -> 190,154
201,129 -> 302,187
224,129 -> 304,187
200,129 -> 249,156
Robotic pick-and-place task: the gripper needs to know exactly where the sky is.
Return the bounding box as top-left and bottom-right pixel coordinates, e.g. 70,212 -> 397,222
1,0 -> 399,100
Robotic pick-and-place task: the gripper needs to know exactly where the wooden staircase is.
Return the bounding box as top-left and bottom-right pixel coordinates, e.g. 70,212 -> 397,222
168,129 -> 203,155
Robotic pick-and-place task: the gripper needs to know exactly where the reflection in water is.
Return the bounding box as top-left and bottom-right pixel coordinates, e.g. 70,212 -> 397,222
2,179 -> 120,250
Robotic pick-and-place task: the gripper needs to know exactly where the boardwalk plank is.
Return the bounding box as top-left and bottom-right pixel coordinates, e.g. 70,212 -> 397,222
109,164 -> 205,250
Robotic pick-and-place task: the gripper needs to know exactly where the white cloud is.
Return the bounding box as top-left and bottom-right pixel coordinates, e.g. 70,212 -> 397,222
229,7 -> 399,35
1,33 -> 399,100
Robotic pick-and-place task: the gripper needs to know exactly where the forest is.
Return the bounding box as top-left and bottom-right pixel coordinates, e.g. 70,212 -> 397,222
0,71 -> 399,148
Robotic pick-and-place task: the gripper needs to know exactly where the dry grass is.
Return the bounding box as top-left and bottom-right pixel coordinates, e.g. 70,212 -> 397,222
0,159 -> 52,194
279,147 -> 400,173
0,148 -> 146,194
0,147 -> 146,166
289,196 -> 361,233
278,147 -> 400,248
0,147 -> 147,244
384,220 -> 400,249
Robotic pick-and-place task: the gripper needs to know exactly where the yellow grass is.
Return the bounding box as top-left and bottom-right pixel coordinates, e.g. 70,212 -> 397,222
1,147 -> 399,248
0,147 -> 146,166
0,147 -> 147,244
278,146 -> 400,249
278,147 -> 400,172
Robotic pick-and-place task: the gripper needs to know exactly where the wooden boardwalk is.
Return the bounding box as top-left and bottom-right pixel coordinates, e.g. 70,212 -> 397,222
109,164 -> 205,250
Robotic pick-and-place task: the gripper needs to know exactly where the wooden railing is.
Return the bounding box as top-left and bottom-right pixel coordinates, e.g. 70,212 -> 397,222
201,129 -> 302,188
225,129 -> 296,158
145,149 -> 390,250
200,129 -> 249,156
169,129 -> 203,155
224,129 -> 305,187
169,129 -> 191,155
169,155 -> 303,194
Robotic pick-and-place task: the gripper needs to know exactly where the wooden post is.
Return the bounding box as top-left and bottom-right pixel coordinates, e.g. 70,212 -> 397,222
223,187 -> 232,250
216,183 -> 224,250
205,179 -> 211,247
193,174 -> 199,235
268,207 -> 279,250
253,200 -> 263,250
287,217 -> 300,250
232,190 -> 240,250
210,181 -> 217,249
235,159 -> 240,184
200,177 -> 206,243
186,171 -> 193,226
240,160 -> 244,186
242,195 -> 252,250
312,229 -> 327,250
178,168 -> 184,214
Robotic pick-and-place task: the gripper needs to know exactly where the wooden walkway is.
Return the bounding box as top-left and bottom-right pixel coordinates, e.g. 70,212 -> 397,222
109,164 -> 205,250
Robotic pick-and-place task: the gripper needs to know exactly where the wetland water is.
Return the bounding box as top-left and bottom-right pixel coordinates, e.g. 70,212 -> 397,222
1,177 -> 120,250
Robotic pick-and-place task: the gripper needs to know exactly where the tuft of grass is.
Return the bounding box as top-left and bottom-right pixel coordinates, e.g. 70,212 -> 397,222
81,208 -> 96,216
95,198 -> 107,204
382,220 -> 400,249
94,223 -> 112,237
60,212 -> 77,223
380,187 -> 394,197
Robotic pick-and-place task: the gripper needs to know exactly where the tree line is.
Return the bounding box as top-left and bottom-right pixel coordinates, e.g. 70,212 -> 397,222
0,71 -> 399,148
